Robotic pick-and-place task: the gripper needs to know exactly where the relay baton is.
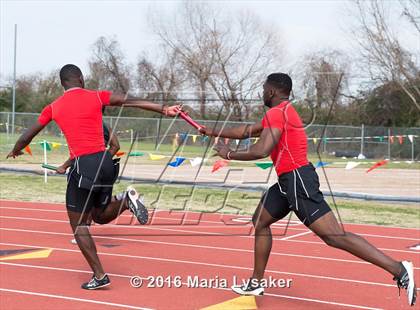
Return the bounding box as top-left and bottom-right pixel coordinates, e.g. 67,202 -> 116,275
177,108 -> 204,131
42,164 -> 58,171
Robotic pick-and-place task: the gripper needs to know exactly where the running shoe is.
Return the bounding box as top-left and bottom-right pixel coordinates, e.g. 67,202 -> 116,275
231,279 -> 264,296
126,186 -> 148,225
70,238 -> 77,244
394,261 -> 417,306
81,274 -> 110,290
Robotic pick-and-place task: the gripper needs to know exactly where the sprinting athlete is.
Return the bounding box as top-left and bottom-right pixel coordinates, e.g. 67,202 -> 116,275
57,121 -> 120,245
7,64 -> 180,290
204,73 -> 416,306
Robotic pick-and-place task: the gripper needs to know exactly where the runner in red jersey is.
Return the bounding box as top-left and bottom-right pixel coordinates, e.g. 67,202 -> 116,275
203,73 -> 416,306
7,64 -> 181,290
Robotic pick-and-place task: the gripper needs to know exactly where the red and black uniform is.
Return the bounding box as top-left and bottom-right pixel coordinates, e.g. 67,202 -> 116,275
259,101 -> 331,226
38,88 -> 117,213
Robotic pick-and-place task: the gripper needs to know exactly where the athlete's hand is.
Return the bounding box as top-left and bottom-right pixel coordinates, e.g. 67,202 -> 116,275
199,126 -> 214,136
213,141 -> 231,159
56,165 -> 67,174
164,105 -> 182,117
6,150 -> 24,159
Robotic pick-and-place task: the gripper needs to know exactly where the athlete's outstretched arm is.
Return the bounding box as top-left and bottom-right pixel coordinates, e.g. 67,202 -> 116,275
201,123 -> 263,139
109,94 -> 180,116
6,123 -> 45,158
214,127 -> 281,161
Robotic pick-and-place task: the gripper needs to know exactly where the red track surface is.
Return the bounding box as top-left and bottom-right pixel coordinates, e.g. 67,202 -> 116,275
0,200 -> 419,310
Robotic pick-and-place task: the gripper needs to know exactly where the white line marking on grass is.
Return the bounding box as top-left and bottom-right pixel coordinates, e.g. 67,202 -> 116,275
0,288 -> 154,310
0,262 -> 384,310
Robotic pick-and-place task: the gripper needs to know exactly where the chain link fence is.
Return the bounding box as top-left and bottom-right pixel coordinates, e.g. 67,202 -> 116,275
1,112 -> 419,160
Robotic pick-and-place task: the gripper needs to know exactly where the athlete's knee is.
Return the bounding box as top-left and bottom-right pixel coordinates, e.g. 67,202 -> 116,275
92,214 -> 107,225
320,232 -> 349,248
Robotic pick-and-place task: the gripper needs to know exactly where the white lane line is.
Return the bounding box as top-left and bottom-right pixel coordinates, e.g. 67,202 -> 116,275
0,240 -> 414,290
280,231 -> 313,241
1,206 -> 419,241
0,262 -> 383,310
1,199 -> 418,231
0,226 -> 378,266
1,216 -> 418,255
0,288 -> 153,310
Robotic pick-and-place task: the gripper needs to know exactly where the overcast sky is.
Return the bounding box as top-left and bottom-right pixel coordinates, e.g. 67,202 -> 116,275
1,0 -> 417,85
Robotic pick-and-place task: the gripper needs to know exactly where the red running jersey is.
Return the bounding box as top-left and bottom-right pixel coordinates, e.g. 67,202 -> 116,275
38,88 -> 112,159
261,101 -> 309,176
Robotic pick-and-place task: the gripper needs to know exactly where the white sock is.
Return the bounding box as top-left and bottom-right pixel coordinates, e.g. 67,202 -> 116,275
115,191 -> 126,201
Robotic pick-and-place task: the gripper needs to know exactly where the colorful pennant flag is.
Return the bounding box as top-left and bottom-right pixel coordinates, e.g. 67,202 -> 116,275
180,133 -> 188,143
408,135 -> 414,143
389,136 -> 394,144
168,157 -> 186,167
190,157 -> 204,167
315,161 -> 329,168
202,135 -> 209,142
129,151 -> 144,157
51,142 -> 61,149
236,139 -> 240,145
116,151 -> 126,157
40,141 -> 51,151
212,159 -> 229,173
24,145 -> 32,156
313,138 -> 318,144
255,162 -> 273,169
149,154 -> 166,160
192,135 -> 198,143
224,138 -> 230,144
215,137 -> 219,144
366,159 -> 388,173
254,138 -> 259,144
345,161 -> 360,170
398,135 -> 403,144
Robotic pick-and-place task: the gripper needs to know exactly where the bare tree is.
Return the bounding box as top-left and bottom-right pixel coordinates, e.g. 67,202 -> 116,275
136,48 -> 185,102
207,11 -> 283,120
88,36 -> 131,93
348,0 -> 420,110
152,2 -> 217,118
300,50 -> 349,109
151,1 -> 284,120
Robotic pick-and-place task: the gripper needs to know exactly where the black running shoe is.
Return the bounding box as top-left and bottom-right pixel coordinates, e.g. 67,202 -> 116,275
126,186 -> 148,225
394,261 -> 417,306
231,279 -> 264,296
81,274 -> 110,290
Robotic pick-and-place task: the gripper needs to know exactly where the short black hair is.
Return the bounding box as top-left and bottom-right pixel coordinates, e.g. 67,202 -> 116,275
59,64 -> 82,82
266,73 -> 292,94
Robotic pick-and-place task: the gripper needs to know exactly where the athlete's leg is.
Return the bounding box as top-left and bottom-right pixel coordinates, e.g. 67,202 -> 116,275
91,195 -> 128,224
309,211 -> 401,276
251,183 -> 291,280
251,204 -> 280,280
67,209 -> 105,279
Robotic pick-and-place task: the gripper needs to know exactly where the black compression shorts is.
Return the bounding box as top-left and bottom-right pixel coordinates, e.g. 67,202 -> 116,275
66,151 -> 119,214
261,163 -> 331,227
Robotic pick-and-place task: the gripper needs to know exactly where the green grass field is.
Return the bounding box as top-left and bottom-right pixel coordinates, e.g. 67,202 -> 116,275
1,173 -> 418,228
